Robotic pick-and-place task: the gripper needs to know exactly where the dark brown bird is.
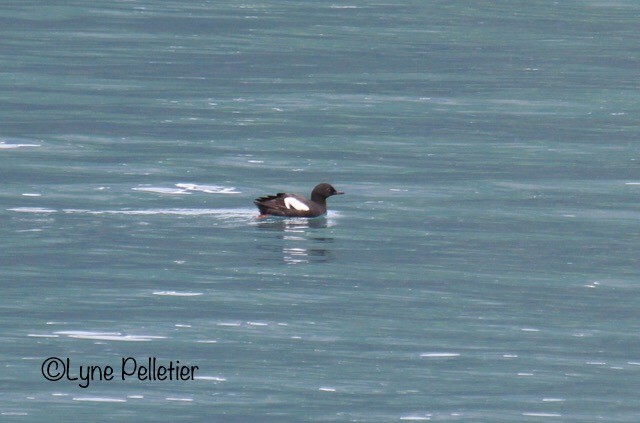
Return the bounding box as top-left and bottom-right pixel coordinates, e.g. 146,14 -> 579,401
254,183 -> 344,218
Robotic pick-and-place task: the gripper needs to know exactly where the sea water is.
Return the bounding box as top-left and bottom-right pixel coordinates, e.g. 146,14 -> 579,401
1,1 -> 639,421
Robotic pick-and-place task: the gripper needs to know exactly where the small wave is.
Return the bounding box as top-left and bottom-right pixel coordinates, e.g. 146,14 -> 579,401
62,207 -> 256,218
54,331 -> 165,342
72,397 -> 127,403
10,205 -> 339,228
133,183 -> 241,195
194,376 -> 227,381
175,183 -> 241,194
522,413 -> 562,417
132,186 -> 191,195
419,352 -> 460,358
216,322 -> 242,327
7,207 -> 56,213
15,207 -> 257,228
153,291 -> 202,297
0,142 -> 41,149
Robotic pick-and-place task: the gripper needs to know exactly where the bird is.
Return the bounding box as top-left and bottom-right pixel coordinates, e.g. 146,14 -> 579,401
254,183 -> 344,218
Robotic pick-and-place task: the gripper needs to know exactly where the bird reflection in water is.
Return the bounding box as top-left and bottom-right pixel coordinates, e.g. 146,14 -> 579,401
256,217 -> 334,264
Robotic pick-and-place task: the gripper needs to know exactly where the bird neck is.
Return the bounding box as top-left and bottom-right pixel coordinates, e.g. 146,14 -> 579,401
311,192 -> 327,206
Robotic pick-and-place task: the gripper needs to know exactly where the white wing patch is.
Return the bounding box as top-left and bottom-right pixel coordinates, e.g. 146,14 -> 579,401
284,197 -> 310,211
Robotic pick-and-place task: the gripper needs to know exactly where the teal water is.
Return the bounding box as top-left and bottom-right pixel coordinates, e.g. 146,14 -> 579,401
2,1 -> 639,421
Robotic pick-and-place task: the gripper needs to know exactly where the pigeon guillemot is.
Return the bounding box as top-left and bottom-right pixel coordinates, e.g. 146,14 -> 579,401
254,183 -> 344,218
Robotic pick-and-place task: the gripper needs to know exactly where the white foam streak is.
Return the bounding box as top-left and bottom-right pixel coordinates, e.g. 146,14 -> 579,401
134,183 -> 241,195
54,331 -> 165,342
132,187 -> 191,195
7,207 -> 56,213
194,376 -> 227,381
175,183 -> 241,194
0,142 -> 41,149
73,397 -> 127,403
61,207 -> 256,218
153,291 -> 203,297
522,412 -> 562,417
420,352 -> 460,358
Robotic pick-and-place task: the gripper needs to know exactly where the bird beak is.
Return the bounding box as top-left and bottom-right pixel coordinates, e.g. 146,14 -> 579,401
334,191 -> 345,195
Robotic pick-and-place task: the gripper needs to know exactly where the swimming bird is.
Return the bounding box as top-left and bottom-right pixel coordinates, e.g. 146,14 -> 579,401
254,183 -> 344,218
